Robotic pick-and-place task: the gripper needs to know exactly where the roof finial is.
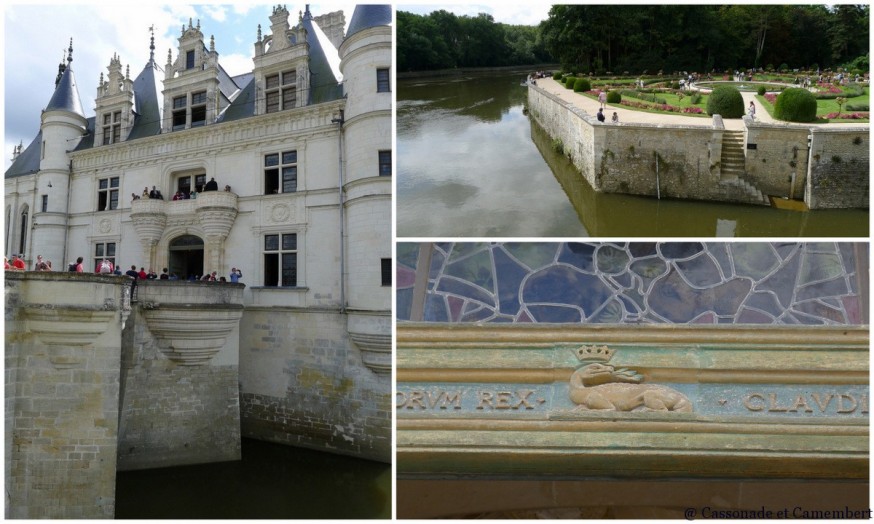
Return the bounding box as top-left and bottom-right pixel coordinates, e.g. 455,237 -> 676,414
188,17 -> 193,29
210,35 -> 215,53
149,24 -> 156,61
196,19 -> 200,31
257,24 -> 262,42
67,38 -> 73,64
126,64 -> 130,79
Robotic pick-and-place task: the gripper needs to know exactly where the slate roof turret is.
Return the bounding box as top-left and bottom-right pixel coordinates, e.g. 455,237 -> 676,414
346,5 -> 391,37
45,39 -> 85,118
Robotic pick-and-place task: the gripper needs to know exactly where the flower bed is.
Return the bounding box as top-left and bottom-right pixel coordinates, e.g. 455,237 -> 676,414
823,112 -> 869,120
764,93 -> 777,104
619,99 -> 703,114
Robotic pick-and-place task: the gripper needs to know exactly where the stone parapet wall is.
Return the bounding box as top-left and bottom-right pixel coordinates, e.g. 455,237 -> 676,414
238,308 -> 391,462
5,272 -> 127,518
528,85 -> 869,208
529,86 -> 733,201
743,120 -> 810,199
806,128 -> 869,209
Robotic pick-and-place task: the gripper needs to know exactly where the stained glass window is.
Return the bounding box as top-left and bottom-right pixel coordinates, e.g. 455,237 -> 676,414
397,242 -> 866,326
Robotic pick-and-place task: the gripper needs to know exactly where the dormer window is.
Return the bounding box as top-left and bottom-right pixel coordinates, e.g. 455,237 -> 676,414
172,91 -> 208,130
265,70 -> 295,113
186,50 -> 195,70
172,96 -> 187,130
102,111 -> 122,145
191,91 -> 207,127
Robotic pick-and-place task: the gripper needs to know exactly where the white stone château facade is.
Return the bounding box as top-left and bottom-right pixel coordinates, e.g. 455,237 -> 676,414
5,5 -> 392,463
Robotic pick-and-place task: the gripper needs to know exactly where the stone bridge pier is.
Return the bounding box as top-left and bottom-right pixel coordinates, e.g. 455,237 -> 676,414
5,272 -> 129,518
5,272 -> 246,518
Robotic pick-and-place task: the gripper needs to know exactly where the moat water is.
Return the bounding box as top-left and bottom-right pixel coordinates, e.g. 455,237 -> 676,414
115,438 -> 391,519
397,71 -> 868,237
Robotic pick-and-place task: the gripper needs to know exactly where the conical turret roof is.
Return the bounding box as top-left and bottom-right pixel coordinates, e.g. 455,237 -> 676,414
45,64 -> 85,118
346,5 -> 391,37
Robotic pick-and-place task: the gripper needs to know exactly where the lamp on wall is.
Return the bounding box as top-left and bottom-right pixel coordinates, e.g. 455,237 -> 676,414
47,181 -> 53,188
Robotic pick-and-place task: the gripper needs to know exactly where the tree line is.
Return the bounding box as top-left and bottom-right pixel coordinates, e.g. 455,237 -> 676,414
397,10 -> 551,72
398,5 -> 869,74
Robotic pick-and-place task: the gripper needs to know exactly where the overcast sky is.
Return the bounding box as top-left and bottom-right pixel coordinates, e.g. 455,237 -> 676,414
3,2 -> 357,171
398,3 -> 550,26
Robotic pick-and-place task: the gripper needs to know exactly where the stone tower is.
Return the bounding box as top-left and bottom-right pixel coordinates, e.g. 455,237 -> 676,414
33,39 -> 88,268
338,5 -> 392,374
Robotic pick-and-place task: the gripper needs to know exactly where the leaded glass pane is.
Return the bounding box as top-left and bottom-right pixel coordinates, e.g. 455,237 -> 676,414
281,253 -> 297,286
264,154 -> 279,167
265,234 -> 279,251
282,233 -> 297,251
401,242 -> 866,326
282,167 -> 296,193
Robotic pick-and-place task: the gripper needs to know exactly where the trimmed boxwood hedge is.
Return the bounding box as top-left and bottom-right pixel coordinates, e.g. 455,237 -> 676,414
706,85 -> 744,118
573,78 -> 591,92
606,90 -> 621,103
565,77 -> 577,89
552,71 -> 562,80
774,88 -> 817,122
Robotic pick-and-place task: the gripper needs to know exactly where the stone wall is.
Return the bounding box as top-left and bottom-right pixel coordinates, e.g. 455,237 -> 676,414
117,280 -> 243,470
238,307 -> 391,462
743,120 -> 810,198
529,86 -> 732,201
806,128 -> 869,209
528,85 -> 870,209
5,272 -> 126,518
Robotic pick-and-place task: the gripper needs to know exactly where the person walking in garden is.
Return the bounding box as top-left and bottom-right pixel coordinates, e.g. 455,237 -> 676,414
598,90 -> 607,109
748,101 -> 756,120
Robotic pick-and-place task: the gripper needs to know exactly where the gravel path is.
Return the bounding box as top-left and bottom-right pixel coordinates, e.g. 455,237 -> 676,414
535,78 -> 867,129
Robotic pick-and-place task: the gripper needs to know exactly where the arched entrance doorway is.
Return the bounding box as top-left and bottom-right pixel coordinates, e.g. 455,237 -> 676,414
169,234 -> 204,280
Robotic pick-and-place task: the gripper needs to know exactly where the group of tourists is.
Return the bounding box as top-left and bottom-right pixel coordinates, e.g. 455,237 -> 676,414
6,252 -> 243,286
133,178 -> 224,202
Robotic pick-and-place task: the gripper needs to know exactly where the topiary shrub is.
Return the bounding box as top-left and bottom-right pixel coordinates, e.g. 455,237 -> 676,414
606,90 -> 621,103
573,78 -> 591,92
706,85 -> 744,118
553,71 -> 562,80
757,85 -> 766,96
565,77 -> 577,89
779,63 -> 789,72
846,103 -> 869,111
690,93 -> 702,105
773,88 -> 817,122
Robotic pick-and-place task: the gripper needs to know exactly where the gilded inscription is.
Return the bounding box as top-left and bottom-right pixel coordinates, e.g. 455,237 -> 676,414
743,392 -> 868,414
396,389 -> 547,410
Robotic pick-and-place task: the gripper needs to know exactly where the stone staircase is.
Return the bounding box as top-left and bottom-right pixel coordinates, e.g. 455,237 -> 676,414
718,130 -> 769,205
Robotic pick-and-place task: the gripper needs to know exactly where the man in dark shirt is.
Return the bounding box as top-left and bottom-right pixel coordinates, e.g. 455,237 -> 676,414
204,177 -> 219,191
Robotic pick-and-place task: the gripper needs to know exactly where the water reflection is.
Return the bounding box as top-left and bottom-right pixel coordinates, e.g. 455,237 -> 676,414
115,438 -> 390,519
397,72 -> 868,237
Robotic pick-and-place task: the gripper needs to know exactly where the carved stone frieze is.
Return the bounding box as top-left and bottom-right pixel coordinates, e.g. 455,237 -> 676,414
569,345 -> 693,412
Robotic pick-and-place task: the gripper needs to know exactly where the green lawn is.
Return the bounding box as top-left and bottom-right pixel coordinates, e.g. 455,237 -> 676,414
757,88 -> 869,123
583,90 -> 711,118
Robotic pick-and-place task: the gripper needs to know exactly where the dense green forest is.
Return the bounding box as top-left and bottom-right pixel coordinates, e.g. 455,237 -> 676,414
398,5 -> 869,74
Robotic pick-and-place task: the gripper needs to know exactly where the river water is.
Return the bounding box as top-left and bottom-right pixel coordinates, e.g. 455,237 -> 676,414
115,438 -> 391,519
397,71 -> 868,237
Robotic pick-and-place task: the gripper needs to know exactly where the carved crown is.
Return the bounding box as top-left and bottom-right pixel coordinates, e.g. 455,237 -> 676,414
575,344 -> 614,362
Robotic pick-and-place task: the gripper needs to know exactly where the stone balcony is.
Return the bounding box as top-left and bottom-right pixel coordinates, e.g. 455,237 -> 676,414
130,191 -> 239,245
136,280 -> 244,366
